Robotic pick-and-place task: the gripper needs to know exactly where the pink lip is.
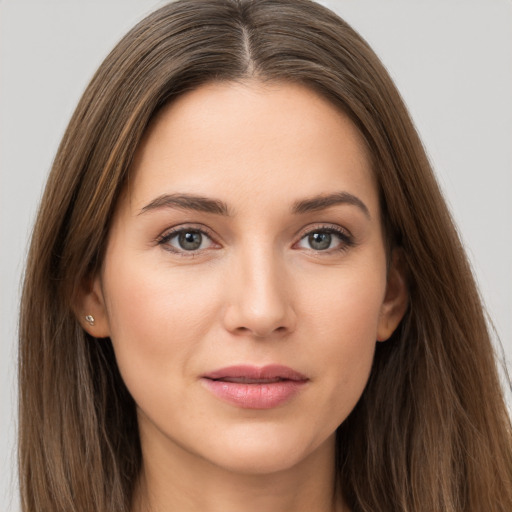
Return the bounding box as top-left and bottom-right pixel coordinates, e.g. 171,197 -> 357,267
201,365 -> 309,409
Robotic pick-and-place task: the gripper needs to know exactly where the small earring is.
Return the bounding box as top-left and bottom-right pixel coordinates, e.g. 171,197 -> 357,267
85,315 -> 95,326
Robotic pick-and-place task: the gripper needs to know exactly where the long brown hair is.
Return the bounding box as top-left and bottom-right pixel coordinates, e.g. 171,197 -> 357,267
19,0 -> 512,510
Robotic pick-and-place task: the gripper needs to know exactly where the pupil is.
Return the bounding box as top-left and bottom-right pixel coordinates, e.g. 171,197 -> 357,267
179,231 -> 202,250
309,232 -> 331,250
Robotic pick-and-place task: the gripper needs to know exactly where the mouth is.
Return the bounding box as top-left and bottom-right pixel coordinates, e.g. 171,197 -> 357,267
202,364 -> 308,381
201,365 -> 309,409
214,377 -> 286,384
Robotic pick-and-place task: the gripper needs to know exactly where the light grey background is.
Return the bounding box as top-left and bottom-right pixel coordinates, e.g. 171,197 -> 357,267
1,1 -> 511,510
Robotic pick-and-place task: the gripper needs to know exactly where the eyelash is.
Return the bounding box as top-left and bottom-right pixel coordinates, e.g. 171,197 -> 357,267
295,225 -> 355,254
156,224 -> 355,256
156,224 -> 217,256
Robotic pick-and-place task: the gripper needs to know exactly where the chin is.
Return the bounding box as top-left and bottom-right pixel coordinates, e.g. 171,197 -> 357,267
196,424 -> 335,476
209,449 -> 310,476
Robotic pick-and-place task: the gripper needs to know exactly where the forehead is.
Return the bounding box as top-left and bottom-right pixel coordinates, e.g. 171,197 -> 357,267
126,80 -> 377,216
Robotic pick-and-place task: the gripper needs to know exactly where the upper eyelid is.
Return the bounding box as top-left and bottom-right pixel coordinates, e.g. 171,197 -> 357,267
157,223 -> 216,240
293,224 -> 356,252
295,223 -> 353,240
156,226 -> 219,256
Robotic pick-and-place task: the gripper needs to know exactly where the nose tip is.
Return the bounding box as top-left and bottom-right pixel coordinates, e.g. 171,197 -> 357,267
225,305 -> 293,339
222,261 -> 296,339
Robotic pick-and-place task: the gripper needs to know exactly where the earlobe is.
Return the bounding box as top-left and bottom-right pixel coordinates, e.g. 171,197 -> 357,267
75,275 -> 111,338
377,249 -> 409,342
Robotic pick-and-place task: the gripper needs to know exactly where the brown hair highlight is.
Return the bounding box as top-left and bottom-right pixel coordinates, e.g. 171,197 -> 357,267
19,1 -> 512,511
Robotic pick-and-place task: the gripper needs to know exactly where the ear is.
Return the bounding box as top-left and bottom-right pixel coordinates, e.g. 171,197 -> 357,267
75,275 -> 111,338
377,249 -> 409,342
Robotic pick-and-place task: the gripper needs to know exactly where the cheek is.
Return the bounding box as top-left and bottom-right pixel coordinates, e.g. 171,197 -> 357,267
300,261 -> 386,414
101,253 -> 222,389
302,258 -> 386,342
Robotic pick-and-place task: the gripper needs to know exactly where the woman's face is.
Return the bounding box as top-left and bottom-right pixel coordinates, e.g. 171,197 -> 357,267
83,81 -> 406,476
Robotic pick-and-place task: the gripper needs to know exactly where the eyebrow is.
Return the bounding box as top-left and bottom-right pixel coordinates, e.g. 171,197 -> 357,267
139,193 -> 230,216
139,191 -> 370,219
292,192 -> 371,219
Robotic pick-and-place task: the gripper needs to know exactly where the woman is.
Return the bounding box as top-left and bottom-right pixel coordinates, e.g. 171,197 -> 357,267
18,0 -> 512,511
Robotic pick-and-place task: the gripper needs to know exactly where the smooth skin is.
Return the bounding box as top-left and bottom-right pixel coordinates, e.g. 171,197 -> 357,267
79,81 -> 408,512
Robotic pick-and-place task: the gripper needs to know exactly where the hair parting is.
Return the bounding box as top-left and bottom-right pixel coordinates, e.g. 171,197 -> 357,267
19,1 -> 512,511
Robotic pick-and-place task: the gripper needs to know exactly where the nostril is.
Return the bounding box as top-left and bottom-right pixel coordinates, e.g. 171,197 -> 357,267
221,289 -> 297,338
231,324 -> 289,338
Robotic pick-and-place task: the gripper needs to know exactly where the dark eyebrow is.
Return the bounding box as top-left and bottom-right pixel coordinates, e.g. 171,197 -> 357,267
292,192 -> 371,219
139,193 -> 230,216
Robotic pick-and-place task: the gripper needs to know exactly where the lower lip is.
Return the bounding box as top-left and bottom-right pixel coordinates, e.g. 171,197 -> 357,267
201,378 -> 307,409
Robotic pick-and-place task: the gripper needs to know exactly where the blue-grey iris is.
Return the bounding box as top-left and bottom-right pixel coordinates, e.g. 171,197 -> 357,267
308,232 -> 331,250
179,231 -> 202,250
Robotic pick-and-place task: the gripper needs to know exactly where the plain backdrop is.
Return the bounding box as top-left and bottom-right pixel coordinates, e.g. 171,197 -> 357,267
1,1 -> 511,510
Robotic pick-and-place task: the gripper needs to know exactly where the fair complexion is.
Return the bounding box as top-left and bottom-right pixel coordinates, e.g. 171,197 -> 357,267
80,81 -> 407,512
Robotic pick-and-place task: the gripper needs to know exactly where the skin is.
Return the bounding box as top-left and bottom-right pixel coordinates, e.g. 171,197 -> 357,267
80,81 -> 408,512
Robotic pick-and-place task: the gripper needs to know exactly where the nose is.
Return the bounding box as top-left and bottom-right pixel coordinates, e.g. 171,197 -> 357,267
222,246 -> 296,338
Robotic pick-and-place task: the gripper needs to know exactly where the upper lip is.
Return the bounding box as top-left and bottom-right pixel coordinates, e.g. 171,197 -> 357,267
202,364 -> 308,382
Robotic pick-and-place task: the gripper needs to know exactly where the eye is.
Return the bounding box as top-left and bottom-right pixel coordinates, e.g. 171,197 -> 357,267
296,227 -> 353,252
158,228 -> 215,253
